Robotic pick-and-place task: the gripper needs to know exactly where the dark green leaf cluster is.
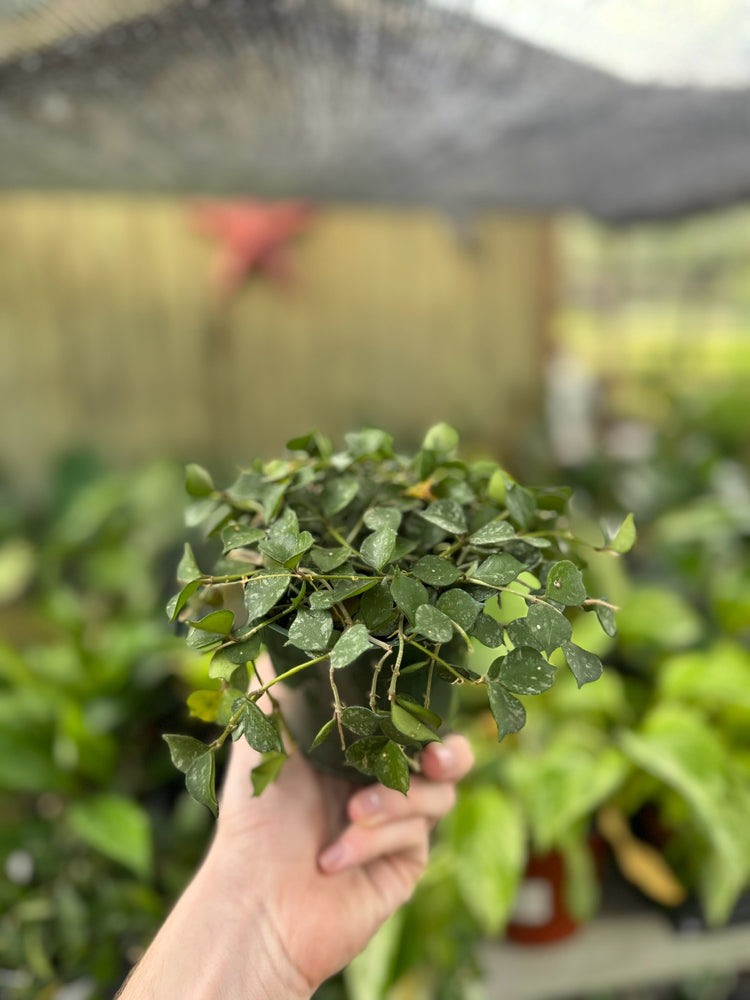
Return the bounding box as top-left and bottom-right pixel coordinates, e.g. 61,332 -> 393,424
166,425 -> 632,807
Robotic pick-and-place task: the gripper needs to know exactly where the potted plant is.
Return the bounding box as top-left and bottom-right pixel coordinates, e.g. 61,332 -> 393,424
164,425 -> 634,812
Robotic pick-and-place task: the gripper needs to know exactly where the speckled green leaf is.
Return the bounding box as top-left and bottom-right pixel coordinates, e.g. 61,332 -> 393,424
390,570 -> 429,623
472,613 -> 505,648
374,740 -> 410,794
310,546 -> 351,572
322,477 -> 359,516
288,609 -> 334,652
412,555 -> 462,588
241,700 -> 283,753
221,525 -> 265,553
185,752 -> 218,817
360,527 -> 397,570
469,520 -> 515,546
330,624 -> 372,669
177,543 -> 202,584
363,508 -> 402,531
545,560 -> 587,606
341,706 -> 381,736
562,641 -> 604,688
243,572 -> 291,620
414,603 -> 454,644
473,553 -> 524,587
420,499 -> 467,536
391,703 -> 439,743
251,751 -> 287,796
436,589 -> 481,631
493,646 -> 556,695
487,682 -> 527,741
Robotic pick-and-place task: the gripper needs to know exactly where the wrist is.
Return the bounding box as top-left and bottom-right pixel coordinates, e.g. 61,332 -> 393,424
119,849 -> 311,1000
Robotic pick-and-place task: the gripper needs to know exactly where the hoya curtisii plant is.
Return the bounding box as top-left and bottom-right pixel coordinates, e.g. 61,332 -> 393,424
164,425 -> 635,814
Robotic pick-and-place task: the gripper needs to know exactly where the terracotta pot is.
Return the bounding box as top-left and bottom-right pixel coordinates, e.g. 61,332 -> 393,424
262,624 -> 461,782
506,837 -> 606,945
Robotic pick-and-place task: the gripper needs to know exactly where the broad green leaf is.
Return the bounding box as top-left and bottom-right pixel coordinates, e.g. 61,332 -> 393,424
445,785 -> 525,933
506,483 -> 536,530
545,560 -> 587,606
346,735 -> 388,776
374,740 -> 410,794
341,706 -> 381,736
251,751 -> 287,796
359,580 -> 397,632
259,530 -> 314,569
330,624 -> 372,669
414,603 -> 454,644
241,700 -> 284,753
163,733 -> 209,774
493,646 -> 556,695
243,572 -> 291,621
186,752 -> 218,817
321,477 -> 359,516
218,633 -> 262,664
67,795 -> 152,879
287,609 -> 334,652
394,694 -> 442,731
595,600 -> 617,638
363,508 -> 402,531
209,649 -> 249,681
420,499 -> 467,536
310,577 -> 379,609
473,553 -> 524,587
562,641 -> 604,687
344,429 -> 394,459
360,527 -> 397,570
469,520 -> 515,546
286,429 -> 333,458
411,555 -> 462,588
187,689 -> 223,722
422,422 -> 459,453
177,542 -> 202,584
310,718 -> 336,749
391,703 -> 439,743
310,546 -> 351,572
609,512 -> 636,554
221,525 -> 265,553
185,463 -> 215,498
390,570 -> 429,623
436,589 -> 481,631
487,682 -> 526,740
185,626 -> 225,651
471,612 -> 504,648
260,482 -> 288,523
166,579 -> 201,623
188,609 -> 235,634
619,706 -> 750,924
523,604 -> 573,654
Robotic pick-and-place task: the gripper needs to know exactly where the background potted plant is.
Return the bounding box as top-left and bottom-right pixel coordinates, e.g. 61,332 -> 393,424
164,424 -> 634,810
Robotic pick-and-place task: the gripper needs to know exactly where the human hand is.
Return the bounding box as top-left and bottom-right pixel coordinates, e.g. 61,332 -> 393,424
118,667 -> 472,1000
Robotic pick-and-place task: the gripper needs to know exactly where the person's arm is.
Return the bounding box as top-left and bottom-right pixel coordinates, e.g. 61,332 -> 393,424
118,733 -> 473,1000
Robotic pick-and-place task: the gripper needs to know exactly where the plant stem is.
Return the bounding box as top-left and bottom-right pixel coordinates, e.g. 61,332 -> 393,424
329,664 -> 347,751
249,654 -> 329,697
387,625 -> 406,702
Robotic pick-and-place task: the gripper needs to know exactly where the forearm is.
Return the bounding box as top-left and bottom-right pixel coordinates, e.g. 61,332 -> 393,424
117,851 -> 310,1000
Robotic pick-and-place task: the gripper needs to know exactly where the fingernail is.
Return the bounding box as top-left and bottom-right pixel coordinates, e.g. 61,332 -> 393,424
318,842 -> 347,873
352,787 -> 382,821
429,743 -> 455,771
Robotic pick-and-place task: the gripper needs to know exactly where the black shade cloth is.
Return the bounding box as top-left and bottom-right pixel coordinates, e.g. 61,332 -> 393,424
2,0 -> 750,219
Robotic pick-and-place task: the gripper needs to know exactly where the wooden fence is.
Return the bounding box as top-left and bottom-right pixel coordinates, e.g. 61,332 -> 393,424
0,194 -> 554,490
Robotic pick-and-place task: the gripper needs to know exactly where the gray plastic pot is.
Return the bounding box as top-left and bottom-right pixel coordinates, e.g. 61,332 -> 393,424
262,624 -> 463,782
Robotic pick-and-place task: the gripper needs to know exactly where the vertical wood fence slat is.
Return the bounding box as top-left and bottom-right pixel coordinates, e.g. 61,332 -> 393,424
0,194 -> 553,488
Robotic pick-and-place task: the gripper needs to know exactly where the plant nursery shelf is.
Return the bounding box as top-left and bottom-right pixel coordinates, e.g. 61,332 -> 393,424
481,911 -> 750,1000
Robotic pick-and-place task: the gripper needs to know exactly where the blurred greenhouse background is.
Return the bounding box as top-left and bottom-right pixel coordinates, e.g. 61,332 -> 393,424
2,2 -> 750,1000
